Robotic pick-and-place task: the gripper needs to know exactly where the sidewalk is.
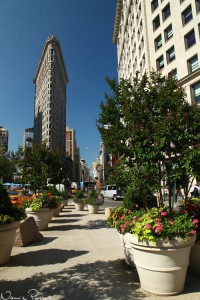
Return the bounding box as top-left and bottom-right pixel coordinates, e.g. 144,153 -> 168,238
0,200 -> 200,300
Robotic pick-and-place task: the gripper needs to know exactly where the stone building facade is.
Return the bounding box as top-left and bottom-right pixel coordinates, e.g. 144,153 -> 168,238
113,0 -> 200,103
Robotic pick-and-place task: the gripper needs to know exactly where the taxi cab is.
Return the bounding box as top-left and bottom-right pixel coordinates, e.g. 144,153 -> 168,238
8,190 -> 32,208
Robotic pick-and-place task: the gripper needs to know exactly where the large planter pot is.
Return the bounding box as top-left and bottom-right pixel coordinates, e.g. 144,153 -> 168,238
0,221 -> 20,265
88,204 -> 99,214
129,235 -> 196,296
120,233 -> 135,267
25,208 -> 53,231
189,239 -> 200,273
105,207 -> 115,219
53,202 -> 63,217
74,202 -> 85,211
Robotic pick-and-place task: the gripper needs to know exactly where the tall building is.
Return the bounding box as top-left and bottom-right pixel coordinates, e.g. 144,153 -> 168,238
33,35 -> 69,165
0,126 -> 8,155
66,127 -> 75,161
66,127 -> 81,182
113,0 -> 200,103
23,127 -> 34,149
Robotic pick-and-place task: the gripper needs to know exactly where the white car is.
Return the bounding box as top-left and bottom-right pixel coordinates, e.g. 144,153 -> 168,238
101,185 -> 125,201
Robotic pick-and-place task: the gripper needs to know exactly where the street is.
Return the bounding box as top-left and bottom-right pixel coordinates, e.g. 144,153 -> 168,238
102,198 -> 123,209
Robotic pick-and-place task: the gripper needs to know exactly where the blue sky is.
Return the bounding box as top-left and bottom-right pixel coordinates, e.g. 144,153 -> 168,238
0,0 -> 118,173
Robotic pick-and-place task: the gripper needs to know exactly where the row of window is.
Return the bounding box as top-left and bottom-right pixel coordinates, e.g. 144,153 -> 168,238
153,3 -> 171,30
153,1 -> 200,32
152,0 -> 200,14
156,46 -> 175,71
157,47 -> 199,75
155,25 -> 198,54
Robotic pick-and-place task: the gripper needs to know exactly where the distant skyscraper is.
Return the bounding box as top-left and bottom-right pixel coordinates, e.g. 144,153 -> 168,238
23,127 -> 34,149
0,126 -> 8,155
66,127 -> 81,182
33,35 -> 69,165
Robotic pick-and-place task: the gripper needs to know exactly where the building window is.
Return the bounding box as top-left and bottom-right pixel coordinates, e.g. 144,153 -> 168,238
185,29 -> 196,49
164,24 -> 173,41
182,5 -> 193,26
180,0 -> 185,3
156,55 -> 164,71
168,69 -> 178,80
153,15 -> 160,31
151,0 -> 158,12
154,34 -> 162,50
166,46 -> 175,63
191,82 -> 200,102
162,4 -> 171,21
188,55 -> 199,73
196,0 -> 200,13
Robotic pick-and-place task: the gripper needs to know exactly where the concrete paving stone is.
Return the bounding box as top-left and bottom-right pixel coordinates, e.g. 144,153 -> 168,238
0,200 -> 200,300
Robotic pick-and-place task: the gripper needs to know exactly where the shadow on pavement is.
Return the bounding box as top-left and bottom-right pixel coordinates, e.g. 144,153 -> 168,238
50,218 -> 81,224
7,249 -> 88,267
0,259 -> 148,300
85,219 -> 110,230
47,224 -> 86,231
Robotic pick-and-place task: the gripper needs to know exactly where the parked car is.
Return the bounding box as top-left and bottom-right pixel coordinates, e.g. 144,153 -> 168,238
8,189 -> 32,208
100,185 -> 125,201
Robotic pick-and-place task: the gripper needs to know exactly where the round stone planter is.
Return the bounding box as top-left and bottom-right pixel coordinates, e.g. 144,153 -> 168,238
129,235 -> 196,295
62,199 -> 68,209
74,202 -> 85,211
88,204 -> 99,214
189,240 -> 200,273
25,208 -> 53,231
53,202 -> 63,217
120,233 -> 135,267
0,221 -> 20,265
105,207 -> 115,219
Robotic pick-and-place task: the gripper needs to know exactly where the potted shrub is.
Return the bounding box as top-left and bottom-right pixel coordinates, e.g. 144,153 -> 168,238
85,188 -> 101,214
73,189 -> 85,211
107,205 -> 198,295
0,183 -> 26,265
22,192 -> 58,230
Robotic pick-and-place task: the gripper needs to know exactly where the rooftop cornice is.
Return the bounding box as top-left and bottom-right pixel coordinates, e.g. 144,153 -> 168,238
113,0 -> 123,44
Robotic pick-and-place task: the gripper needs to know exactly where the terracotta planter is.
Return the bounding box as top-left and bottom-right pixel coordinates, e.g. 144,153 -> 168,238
129,235 -> 196,295
74,202 -> 85,211
88,204 -> 99,214
25,208 -> 53,230
0,221 -> 20,265
189,240 -> 200,273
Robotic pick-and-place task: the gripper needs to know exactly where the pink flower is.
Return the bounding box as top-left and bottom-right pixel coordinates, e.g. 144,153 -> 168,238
161,211 -> 168,216
169,218 -> 174,225
193,219 -> 199,225
145,224 -> 151,229
190,230 -> 196,235
156,218 -> 162,222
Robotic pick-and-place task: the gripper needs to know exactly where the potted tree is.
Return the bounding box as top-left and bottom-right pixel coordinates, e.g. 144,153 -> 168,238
97,71 -> 200,295
85,188 -> 101,214
73,189 -> 85,211
0,183 -> 26,265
